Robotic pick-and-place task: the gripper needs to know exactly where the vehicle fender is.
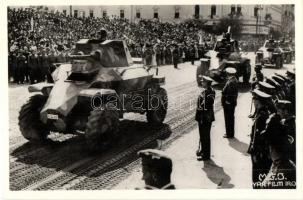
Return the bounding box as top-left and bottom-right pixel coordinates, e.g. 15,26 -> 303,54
151,75 -> 165,86
28,82 -> 54,95
78,88 -> 122,113
78,88 -> 118,98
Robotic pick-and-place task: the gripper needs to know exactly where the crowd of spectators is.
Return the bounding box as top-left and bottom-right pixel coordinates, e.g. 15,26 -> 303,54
8,7 -> 217,84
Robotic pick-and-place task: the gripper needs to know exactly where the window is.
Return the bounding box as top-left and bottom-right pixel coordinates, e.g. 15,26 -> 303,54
194,5 -> 200,19
103,10 -> 107,18
211,5 -> 216,18
254,7 -> 258,17
89,10 -> 94,18
236,6 -> 241,15
63,10 -> 67,16
154,12 -> 158,18
175,11 -> 180,19
136,11 -> 140,18
120,10 -> 124,18
231,5 -> 236,14
74,10 -> 78,18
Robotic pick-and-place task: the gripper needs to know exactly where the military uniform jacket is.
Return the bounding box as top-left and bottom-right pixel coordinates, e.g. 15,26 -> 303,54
172,48 -> 179,60
251,72 -> 264,89
28,54 -> 38,69
247,107 -> 269,154
195,87 -> 216,124
263,113 -> 290,161
221,76 -> 238,107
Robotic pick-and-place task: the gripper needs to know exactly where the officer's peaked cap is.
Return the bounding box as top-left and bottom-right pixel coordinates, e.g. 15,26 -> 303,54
271,75 -> 284,85
225,67 -> 237,74
286,69 -> 295,76
252,89 -> 272,99
138,149 -> 172,173
201,75 -> 214,83
275,100 -> 292,110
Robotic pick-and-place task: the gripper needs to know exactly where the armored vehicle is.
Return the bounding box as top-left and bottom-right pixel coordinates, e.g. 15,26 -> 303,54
18,39 -> 167,151
196,27 -> 251,86
255,39 -> 284,68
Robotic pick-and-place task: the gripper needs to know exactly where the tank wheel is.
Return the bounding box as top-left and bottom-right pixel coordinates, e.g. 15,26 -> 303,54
243,62 -> 251,84
18,94 -> 49,142
85,103 -> 120,151
276,56 -> 283,68
146,87 -> 168,125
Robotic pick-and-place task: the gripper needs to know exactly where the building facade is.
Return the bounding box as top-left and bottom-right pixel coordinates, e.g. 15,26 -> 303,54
13,5 -> 294,37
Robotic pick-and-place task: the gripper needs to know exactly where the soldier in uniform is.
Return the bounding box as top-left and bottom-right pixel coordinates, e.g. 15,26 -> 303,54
10,51 -> 18,83
143,43 -> 153,66
247,89 -> 272,188
261,100 -> 296,189
251,64 -> 264,90
195,76 -> 216,161
222,68 -> 238,138
28,50 -> 38,84
37,51 -> 44,82
41,49 -> 49,82
285,69 -> 295,113
248,81 -> 276,118
265,77 -> 284,100
189,44 -> 196,65
16,50 -> 26,84
47,50 -> 58,83
172,44 -> 179,69
136,149 -> 175,190
257,82 -> 277,113
98,28 -> 107,43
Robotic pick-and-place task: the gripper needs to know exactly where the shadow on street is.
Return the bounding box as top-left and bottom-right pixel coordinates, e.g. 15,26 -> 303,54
228,138 -> 250,156
202,159 -> 234,188
10,120 -> 172,179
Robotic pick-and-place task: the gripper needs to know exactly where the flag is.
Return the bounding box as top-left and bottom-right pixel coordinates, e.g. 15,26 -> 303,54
198,33 -> 203,44
30,17 -> 34,31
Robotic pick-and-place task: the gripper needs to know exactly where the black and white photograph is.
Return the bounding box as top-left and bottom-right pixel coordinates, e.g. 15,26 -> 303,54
2,0 -> 303,199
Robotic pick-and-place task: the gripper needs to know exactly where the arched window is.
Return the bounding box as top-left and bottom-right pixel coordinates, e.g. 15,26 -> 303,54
194,5 -> 200,19
120,10 -> 125,18
211,5 -> 216,19
174,6 -> 180,19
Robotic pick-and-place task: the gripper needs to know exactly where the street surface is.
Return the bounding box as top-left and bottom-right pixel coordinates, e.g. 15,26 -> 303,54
9,52 -> 295,190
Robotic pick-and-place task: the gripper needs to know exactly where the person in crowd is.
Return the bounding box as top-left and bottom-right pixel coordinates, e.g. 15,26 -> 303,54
261,100 -> 296,189
28,49 -> 38,84
136,149 -> 175,190
251,64 -> 264,90
172,44 -> 179,69
16,50 -> 26,84
221,68 -> 238,138
285,69 -> 295,113
195,76 -> 216,161
189,44 -> 196,65
247,89 -> 273,188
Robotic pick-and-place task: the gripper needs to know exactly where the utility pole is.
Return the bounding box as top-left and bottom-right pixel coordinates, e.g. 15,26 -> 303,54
255,5 -> 263,39
131,5 -> 133,23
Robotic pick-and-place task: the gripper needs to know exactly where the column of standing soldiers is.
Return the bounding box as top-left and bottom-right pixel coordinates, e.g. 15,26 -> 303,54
8,48 -> 69,84
248,66 -> 296,189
